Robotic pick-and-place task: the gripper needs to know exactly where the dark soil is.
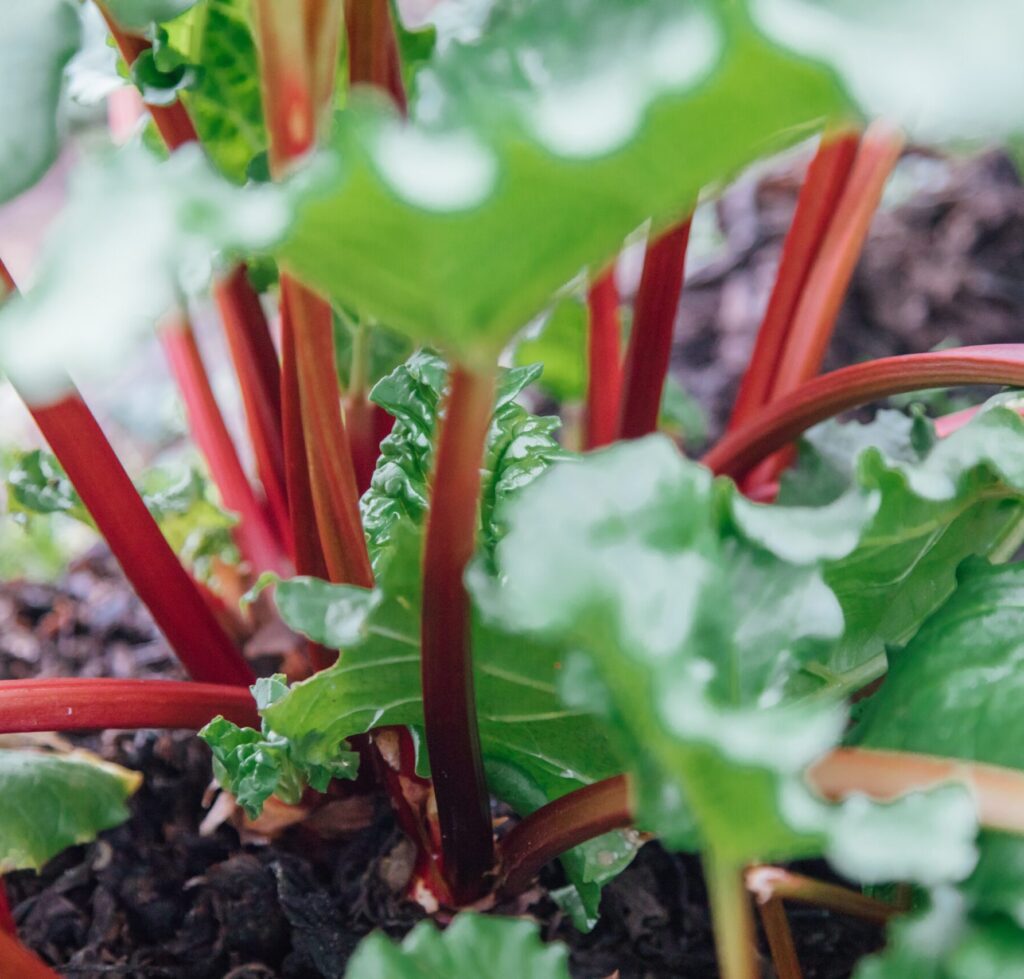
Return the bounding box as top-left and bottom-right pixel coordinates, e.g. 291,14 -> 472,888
5,146 -> 1022,978
1,552 -> 881,978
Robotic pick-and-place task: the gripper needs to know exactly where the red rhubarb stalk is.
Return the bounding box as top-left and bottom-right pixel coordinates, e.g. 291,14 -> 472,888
345,0 -> 408,111
703,345 -> 1024,481
768,124 -> 904,400
0,679 -> 260,733
212,270 -> 291,544
160,314 -> 291,576
280,275 -> 373,587
617,218 -> 692,440
1,261 -> 252,685
742,124 -> 903,491
341,0 -> 407,488
102,5 -> 291,546
585,269 -> 623,449
253,0 -> 373,588
28,394 -> 254,685
0,928 -> 60,979
499,775 -> 632,897
728,129 -> 859,432
0,886 -> 13,935
421,364 -> 498,903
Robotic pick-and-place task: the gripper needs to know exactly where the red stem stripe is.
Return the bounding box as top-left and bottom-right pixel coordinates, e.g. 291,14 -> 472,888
728,130 -> 859,432
0,679 -> 259,733
421,365 -> 498,903
29,395 -> 253,685
617,219 -> 692,440
585,270 -> 623,450
703,344 -> 1024,480
161,315 -> 290,575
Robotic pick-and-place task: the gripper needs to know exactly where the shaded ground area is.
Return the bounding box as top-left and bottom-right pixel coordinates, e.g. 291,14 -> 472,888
677,148 -> 1024,443
4,147 -> 1023,976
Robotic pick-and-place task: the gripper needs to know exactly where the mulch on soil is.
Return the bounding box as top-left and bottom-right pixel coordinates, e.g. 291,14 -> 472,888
4,147 -> 1023,978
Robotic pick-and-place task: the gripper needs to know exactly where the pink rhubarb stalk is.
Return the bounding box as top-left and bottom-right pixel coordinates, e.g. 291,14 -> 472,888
703,344 -> 1024,481
728,129 -> 860,432
421,365 -> 498,903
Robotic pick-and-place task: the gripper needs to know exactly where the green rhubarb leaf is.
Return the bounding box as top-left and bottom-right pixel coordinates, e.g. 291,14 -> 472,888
0,144 -> 289,402
161,0 -> 268,183
361,351 -> 564,563
6,450 -> 238,578
779,402 -> 1024,692
259,519 -> 636,928
855,891 -> 1024,979
752,0 -> 1024,143
278,0 -> 849,363
854,556 -> 1024,963
104,0 -> 199,32
479,437 -> 978,878
512,296 -> 589,404
0,0 -> 81,204
855,557 -> 1024,767
200,675 -> 359,819
334,315 -> 414,395
345,913 -> 570,979
0,749 -> 140,872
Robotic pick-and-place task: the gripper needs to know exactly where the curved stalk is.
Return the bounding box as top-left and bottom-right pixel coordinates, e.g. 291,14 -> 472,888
752,896 -> 802,979
498,775 -> 632,897
585,270 -> 623,450
810,747 -> 1024,836
617,219 -> 692,440
421,364 -> 498,903
703,344 -> 1024,480
728,129 -> 859,432
0,679 -> 259,734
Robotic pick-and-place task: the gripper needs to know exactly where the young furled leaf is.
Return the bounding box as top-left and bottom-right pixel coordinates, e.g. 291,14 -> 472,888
361,351 -> 564,563
278,0 -> 850,363
479,437 -> 978,881
0,749 -> 140,872
200,675 -> 359,819
345,914 -> 570,979
0,0 -> 81,204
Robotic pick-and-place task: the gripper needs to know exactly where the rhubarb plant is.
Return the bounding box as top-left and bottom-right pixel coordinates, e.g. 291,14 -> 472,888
2,0 -> 1024,977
